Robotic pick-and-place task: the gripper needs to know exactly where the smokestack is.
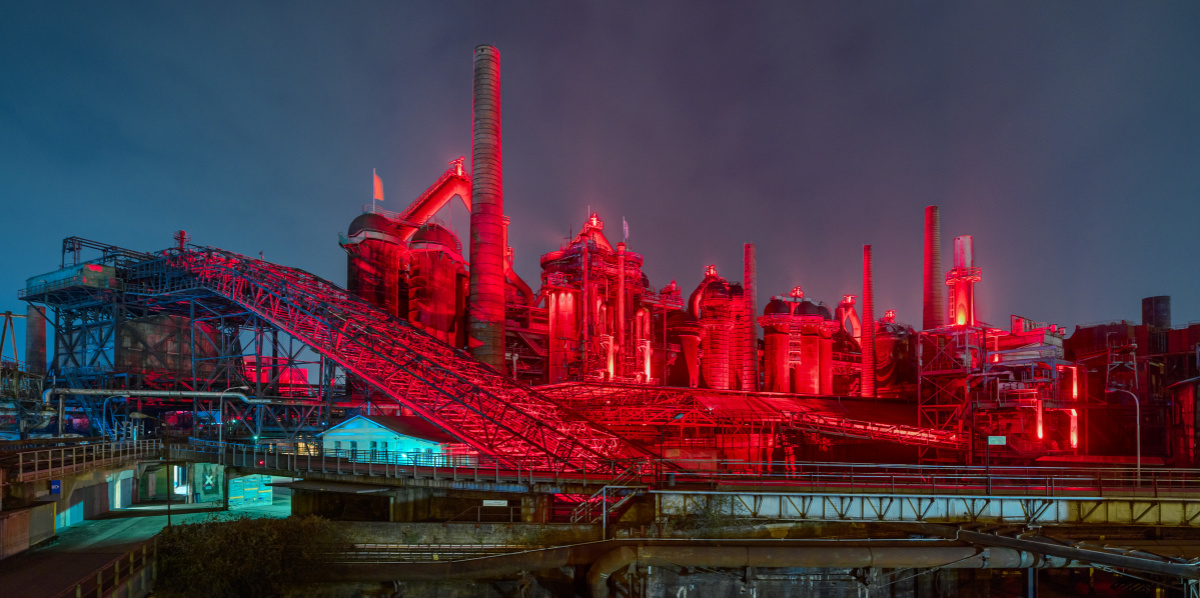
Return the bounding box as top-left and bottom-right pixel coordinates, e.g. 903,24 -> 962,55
922,206 -> 944,330
743,243 -> 759,391
617,242 -> 626,361
861,245 -> 876,398
1142,296 -> 1171,329
467,45 -> 507,371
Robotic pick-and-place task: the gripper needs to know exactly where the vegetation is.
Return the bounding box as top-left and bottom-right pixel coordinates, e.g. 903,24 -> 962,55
672,495 -> 740,536
155,515 -> 351,598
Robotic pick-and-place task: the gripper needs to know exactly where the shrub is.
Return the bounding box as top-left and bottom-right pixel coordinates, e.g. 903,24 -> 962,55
155,515 -> 351,598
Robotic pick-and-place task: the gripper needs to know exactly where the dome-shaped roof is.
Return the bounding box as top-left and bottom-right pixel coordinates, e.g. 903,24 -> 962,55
796,300 -> 823,316
411,223 -> 462,253
348,213 -> 394,237
764,299 -> 792,315
817,302 -> 833,320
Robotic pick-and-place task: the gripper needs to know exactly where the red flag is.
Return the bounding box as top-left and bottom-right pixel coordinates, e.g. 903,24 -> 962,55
373,169 -> 384,201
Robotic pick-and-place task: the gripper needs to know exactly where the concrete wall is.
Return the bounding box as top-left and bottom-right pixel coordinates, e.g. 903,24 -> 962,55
0,502 -> 55,560
338,521 -> 600,546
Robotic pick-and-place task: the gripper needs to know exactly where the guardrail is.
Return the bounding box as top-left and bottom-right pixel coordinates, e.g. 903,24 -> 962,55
176,439 -> 575,485
52,536 -> 157,598
2,439 -> 161,483
174,438 -> 1200,500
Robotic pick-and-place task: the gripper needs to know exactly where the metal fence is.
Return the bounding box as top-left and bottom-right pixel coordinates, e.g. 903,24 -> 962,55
2,439 -> 161,483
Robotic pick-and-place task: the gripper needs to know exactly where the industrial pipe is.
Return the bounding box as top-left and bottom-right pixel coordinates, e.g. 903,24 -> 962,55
861,245 -> 876,398
588,545 -> 1067,598
42,388 -> 277,406
467,44 -> 507,371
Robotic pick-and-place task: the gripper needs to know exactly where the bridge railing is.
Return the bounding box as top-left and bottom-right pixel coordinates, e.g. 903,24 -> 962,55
2,439 -> 161,483
656,458 -> 1200,499
175,438 -> 610,485
173,438 -> 1200,500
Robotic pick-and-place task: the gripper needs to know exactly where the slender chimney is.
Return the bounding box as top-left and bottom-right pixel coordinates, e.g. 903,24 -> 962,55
922,206 -> 944,330
617,242 -> 627,363
467,45 -> 506,371
743,243 -> 759,391
861,245 -> 876,398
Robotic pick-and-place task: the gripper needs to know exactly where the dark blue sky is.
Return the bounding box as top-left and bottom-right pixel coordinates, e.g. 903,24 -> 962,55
3,2 -> 1199,345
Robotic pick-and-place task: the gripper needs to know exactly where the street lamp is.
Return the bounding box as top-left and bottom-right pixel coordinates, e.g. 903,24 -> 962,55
218,386 -> 250,444
130,411 -> 172,527
1106,388 -> 1141,487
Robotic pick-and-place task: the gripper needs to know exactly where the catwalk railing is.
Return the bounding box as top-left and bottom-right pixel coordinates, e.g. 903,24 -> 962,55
177,439 -> 1200,500
154,247 -> 643,471
0,439 -> 161,483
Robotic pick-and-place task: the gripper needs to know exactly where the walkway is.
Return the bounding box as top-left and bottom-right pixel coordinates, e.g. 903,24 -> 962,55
0,491 -> 290,598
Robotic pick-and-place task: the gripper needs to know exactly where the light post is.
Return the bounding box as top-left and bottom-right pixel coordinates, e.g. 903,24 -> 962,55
131,411 -> 172,527
217,386 -> 250,444
1107,388 -> 1141,487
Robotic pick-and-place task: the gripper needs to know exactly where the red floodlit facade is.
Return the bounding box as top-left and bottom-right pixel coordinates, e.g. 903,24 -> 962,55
18,48 -> 1193,473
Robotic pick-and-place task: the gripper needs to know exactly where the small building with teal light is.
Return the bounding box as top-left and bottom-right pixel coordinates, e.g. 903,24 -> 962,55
319,415 -> 458,463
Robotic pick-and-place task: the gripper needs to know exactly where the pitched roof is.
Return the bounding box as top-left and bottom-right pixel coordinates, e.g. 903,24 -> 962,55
322,414 -> 459,444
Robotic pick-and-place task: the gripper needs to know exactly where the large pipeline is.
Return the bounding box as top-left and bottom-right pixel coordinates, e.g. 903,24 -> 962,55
860,245 -> 876,398
922,205 -> 944,330
467,44 -> 507,371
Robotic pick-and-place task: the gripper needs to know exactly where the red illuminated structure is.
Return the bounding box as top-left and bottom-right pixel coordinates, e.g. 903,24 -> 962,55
917,227 -> 1080,464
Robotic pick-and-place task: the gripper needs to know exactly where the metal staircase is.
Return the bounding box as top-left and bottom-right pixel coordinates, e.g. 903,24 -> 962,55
155,247 -> 647,471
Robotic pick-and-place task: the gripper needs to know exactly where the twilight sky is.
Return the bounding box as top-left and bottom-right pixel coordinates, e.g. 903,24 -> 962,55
2,2 -> 1199,344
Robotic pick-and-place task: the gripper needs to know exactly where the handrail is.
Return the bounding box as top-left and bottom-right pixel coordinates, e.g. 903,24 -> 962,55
173,438 -> 1200,500
52,535 -> 157,598
2,439 -> 161,483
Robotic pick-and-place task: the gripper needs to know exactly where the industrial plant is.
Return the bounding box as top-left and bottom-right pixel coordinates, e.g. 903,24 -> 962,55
4,44 -> 1200,597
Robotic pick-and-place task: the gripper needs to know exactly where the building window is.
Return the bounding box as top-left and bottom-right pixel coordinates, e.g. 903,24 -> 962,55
334,441 -> 341,453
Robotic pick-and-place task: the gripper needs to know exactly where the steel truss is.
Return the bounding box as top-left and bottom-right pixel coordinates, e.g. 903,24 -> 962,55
918,326 -> 988,463
152,246 -> 647,469
539,383 -> 964,450
21,239 -> 338,440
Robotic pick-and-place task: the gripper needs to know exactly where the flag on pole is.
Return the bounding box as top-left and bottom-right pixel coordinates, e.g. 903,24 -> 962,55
623,217 -> 629,241
373,169 -> 384,202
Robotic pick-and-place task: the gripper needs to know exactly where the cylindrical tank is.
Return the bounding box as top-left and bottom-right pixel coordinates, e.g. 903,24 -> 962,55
667,312 -> 703,388
547,289 -> 579,383
345,213 -> 407,319
1142,296 -> 1171,329
408,224 -> 468,346
467,44 -> 507,371
24,304 -> 46,375
691,267 -> 734,390
760,299 -> 792,393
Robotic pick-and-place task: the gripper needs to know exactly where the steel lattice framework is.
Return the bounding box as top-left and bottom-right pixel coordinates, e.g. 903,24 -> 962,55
540,383 -> 965,450
152,247 -> 648,469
